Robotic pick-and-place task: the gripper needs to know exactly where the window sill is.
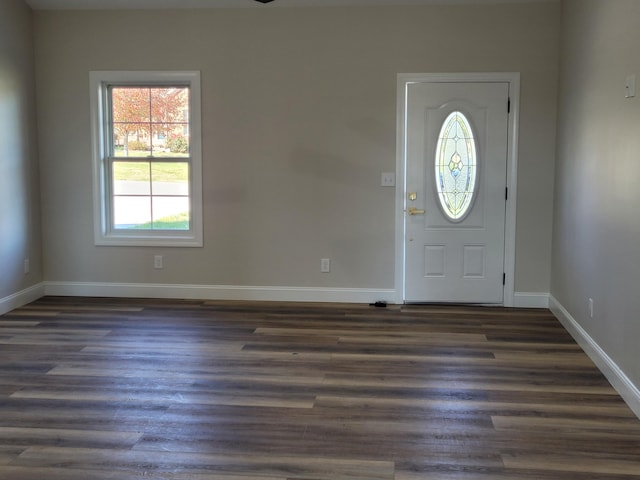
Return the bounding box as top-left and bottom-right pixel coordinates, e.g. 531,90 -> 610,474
94,232 -> 203,248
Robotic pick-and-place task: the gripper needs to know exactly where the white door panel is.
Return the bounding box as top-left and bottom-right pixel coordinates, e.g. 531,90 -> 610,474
404,82 -> 509,303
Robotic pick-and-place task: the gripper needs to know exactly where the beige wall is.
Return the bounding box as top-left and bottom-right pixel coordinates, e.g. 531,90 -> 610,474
34,3 -> 559,295
552,1 -> 640,393
0,0 -> 42,303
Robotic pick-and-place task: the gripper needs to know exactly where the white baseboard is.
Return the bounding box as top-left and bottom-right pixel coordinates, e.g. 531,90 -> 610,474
513,292 -> 549,308
550,295 -> 640,419
0,283 -> 46,316
2,282 -> 548,309
43,281 -> 396,305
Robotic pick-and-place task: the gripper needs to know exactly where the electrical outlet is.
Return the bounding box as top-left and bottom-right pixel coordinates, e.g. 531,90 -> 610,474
154,255 -> 163,269
625,74 -> 636,98
24,259 -> 30,275
320,258 -> 331,273
588,298 -> 594,318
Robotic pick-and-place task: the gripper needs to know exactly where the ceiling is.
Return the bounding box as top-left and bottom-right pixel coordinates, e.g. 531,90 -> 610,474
25,0 -> 556,10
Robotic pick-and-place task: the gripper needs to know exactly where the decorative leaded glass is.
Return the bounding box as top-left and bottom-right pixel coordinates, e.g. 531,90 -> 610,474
434,111 -> 478,221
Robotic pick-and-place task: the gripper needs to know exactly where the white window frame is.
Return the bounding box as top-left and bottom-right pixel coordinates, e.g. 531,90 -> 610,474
89,70 -> 203,247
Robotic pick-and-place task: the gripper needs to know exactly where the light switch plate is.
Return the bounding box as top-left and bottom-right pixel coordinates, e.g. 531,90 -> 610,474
381,172 -> 396,187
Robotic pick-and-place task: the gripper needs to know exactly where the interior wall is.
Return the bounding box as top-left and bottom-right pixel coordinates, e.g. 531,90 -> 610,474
552,0 -> 640,393
0,0 -> 42,305
33,3 -> 559,296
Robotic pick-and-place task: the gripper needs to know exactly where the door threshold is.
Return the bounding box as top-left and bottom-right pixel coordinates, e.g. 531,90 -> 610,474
402,301 -> 504,308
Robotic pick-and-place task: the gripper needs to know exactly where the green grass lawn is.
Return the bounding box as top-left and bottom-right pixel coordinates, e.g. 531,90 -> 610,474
113,161 -> 188,182
131,212 -> 189,230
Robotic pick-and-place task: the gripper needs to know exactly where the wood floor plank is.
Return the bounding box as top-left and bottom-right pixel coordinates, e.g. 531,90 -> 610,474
313,394 -> 637,418
0,426 -> 143,448
0,466 -> 281,480
10,388 -> 316,409
1,297 -> 639,479
320,373 -> 618,395
502,452 -> 640,476
492,415 -> 640,435
13,447 -> 395,480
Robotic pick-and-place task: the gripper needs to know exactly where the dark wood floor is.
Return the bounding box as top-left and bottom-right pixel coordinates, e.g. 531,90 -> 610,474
0,297 -> 639,479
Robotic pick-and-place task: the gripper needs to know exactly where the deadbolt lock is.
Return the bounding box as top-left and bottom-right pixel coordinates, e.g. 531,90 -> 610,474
408,192 -> 417,201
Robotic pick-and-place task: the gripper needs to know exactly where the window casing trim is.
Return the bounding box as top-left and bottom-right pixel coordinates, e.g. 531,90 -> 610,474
90,71 -> 203,247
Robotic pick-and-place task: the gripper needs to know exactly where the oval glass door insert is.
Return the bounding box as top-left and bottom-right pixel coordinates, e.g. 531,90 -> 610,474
434,111 -> 478,221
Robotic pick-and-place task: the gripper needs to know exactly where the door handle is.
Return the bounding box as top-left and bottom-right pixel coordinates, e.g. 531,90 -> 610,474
407,207 -> 425,215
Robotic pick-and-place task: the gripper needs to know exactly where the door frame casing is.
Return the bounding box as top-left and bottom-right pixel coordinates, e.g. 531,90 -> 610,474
395,72 -> 520,306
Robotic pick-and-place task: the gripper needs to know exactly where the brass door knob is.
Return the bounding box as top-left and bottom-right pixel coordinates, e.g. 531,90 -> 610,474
407,207 -> 425,215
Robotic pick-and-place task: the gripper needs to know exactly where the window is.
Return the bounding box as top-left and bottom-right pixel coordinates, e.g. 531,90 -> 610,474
434,111 -> 478,221
90,71 -> 202,246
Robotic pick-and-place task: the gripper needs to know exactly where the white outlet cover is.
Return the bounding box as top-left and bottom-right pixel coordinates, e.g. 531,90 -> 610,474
321,258 -> 331,273
626,74 -> 636,98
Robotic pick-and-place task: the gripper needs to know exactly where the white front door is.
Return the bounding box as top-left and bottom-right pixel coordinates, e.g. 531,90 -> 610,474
403,81 -> 510,303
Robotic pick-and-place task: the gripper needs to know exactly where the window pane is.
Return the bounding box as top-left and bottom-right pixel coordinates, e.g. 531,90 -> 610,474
151,162 -> 189,195
113,196 -> 151,229
152,124 -> 189,157
152,197 -> 190,230
150,87 -> 189,123
111,86 -> 190,158
113,161 -> 151,195
113,126 -> 151,157
112,88 -> 150,123
112,87 -> 151,157
434,111 -> 478,221
150,86 -> 190,157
